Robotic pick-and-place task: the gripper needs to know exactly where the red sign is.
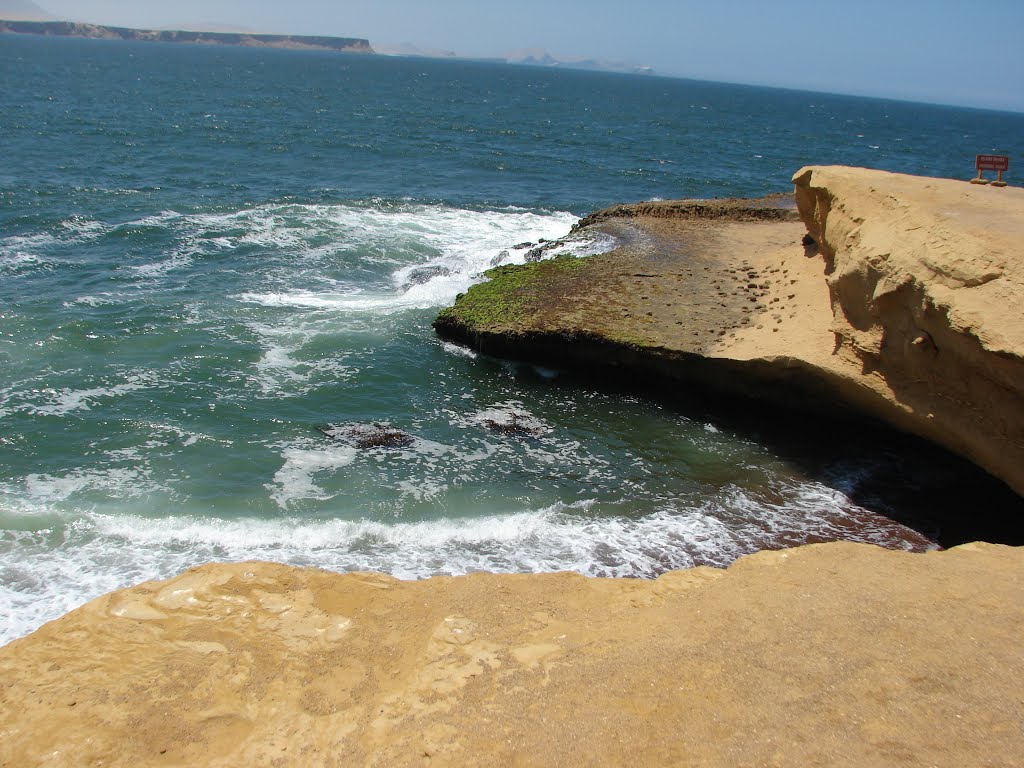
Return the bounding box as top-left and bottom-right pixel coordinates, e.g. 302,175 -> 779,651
977,155 -> 1009,171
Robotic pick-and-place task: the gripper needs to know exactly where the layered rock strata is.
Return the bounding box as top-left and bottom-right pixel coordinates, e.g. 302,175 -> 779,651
434,169 -> 1024,494
1,543 -> 1022,767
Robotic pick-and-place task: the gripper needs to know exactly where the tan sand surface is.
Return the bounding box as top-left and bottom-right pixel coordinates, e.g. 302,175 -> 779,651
2,542 -> 1022,767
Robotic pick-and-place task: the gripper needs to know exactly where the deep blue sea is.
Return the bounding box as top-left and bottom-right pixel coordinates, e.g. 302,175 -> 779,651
2,34 -> 1023,644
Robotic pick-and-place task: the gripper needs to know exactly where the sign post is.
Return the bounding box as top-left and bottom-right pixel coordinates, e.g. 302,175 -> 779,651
972,155 -> 1010,187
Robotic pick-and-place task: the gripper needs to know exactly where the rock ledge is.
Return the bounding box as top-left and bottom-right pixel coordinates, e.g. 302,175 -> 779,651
1,542 -> 1022,766
435,168 -> 1024,494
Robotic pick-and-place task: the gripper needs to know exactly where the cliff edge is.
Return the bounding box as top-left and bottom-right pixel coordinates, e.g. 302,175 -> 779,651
1,542 -> 1022,766
434,168 -> 1024,494
792,166 -> 1024,495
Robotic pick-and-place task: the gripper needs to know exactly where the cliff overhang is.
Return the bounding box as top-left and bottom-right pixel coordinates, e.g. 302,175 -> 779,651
791,166 -> 1024,494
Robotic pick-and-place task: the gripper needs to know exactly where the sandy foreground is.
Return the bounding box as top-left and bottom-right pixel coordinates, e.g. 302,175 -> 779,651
1,542 -> 1023,767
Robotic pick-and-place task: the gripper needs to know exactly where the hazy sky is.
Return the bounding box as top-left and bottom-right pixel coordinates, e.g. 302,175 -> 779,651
34,0 -> 1024,111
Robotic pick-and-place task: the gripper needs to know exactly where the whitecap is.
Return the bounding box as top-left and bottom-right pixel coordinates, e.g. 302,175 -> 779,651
125,252 -> 193,278
0,251 -> 46,273
0,475 -> 935,647
439,340 -> 478,359
20,466 -> 170,504
22,371 -> 157,417
62,293 -> 120,308
266,442 -> 359,509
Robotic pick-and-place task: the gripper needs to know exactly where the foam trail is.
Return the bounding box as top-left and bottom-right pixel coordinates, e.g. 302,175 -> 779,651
267,443 -> 359,509
0,479 -> 934,646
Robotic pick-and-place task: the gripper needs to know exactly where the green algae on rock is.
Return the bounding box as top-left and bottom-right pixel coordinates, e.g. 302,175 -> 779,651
434,254 -> 589,338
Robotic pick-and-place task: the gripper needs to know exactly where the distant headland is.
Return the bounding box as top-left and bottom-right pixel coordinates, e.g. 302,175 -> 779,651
0,19 -> 374,53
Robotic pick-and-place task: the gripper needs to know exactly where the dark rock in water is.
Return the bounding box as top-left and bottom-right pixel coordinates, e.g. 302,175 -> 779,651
491,250 -> 510,266
524,239 -> 567,263
317,422 -> 415,448
481,412 -> 546,437
512,242 -> 535,250
405,265 -> 451,286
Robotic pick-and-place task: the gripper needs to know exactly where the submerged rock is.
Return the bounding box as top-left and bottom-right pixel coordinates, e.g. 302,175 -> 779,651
317,422 -> 415,448
480,411 -> 546,437
468,402 -> 549,437
403,264 -> 451,288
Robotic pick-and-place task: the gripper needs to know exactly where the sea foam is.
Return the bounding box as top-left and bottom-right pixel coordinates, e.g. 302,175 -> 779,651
0,478 -> 934,646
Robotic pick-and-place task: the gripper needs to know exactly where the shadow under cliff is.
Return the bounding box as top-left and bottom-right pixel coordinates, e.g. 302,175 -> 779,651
468,345 -> 1024,550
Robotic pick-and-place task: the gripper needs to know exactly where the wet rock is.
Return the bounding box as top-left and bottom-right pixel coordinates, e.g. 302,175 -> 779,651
317,422 -> 415,448
483,417 -> 543,437
404,265 -> 451,287
523,240 -> 565,263
478,410 -> 547,437
491,250 -> 510,266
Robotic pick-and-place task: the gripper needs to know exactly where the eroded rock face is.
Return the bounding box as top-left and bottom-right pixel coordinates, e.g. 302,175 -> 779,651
793,166 -> 1024,494
1,543 -> 1022,766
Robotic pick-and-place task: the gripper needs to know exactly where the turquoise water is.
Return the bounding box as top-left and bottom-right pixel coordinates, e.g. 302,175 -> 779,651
2,35 -> 1023,644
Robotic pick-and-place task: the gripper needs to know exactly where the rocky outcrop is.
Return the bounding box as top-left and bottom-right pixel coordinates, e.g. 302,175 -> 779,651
0,20 -> 374,53
435,171 -> 1024,495
572,194 -> 799,228
317,422 -> 416,448
792,166 -> 1024,494
1,542 -> 1022,767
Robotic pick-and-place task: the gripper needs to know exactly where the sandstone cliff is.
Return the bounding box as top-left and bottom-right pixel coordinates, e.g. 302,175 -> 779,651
1,542 -> 1022,767
792,166 -> 1024,495
435,170 -> 1024,495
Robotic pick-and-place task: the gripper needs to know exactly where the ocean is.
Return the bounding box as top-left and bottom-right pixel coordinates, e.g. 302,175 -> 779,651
2,34 -> 1023,645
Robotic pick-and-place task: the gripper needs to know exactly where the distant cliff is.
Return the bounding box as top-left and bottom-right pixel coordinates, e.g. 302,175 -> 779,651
0,19 -> 373,53
504,47 -> 654,75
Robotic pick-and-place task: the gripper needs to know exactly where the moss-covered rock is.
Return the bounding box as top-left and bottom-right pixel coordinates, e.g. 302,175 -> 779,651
434,254 -> 587,336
